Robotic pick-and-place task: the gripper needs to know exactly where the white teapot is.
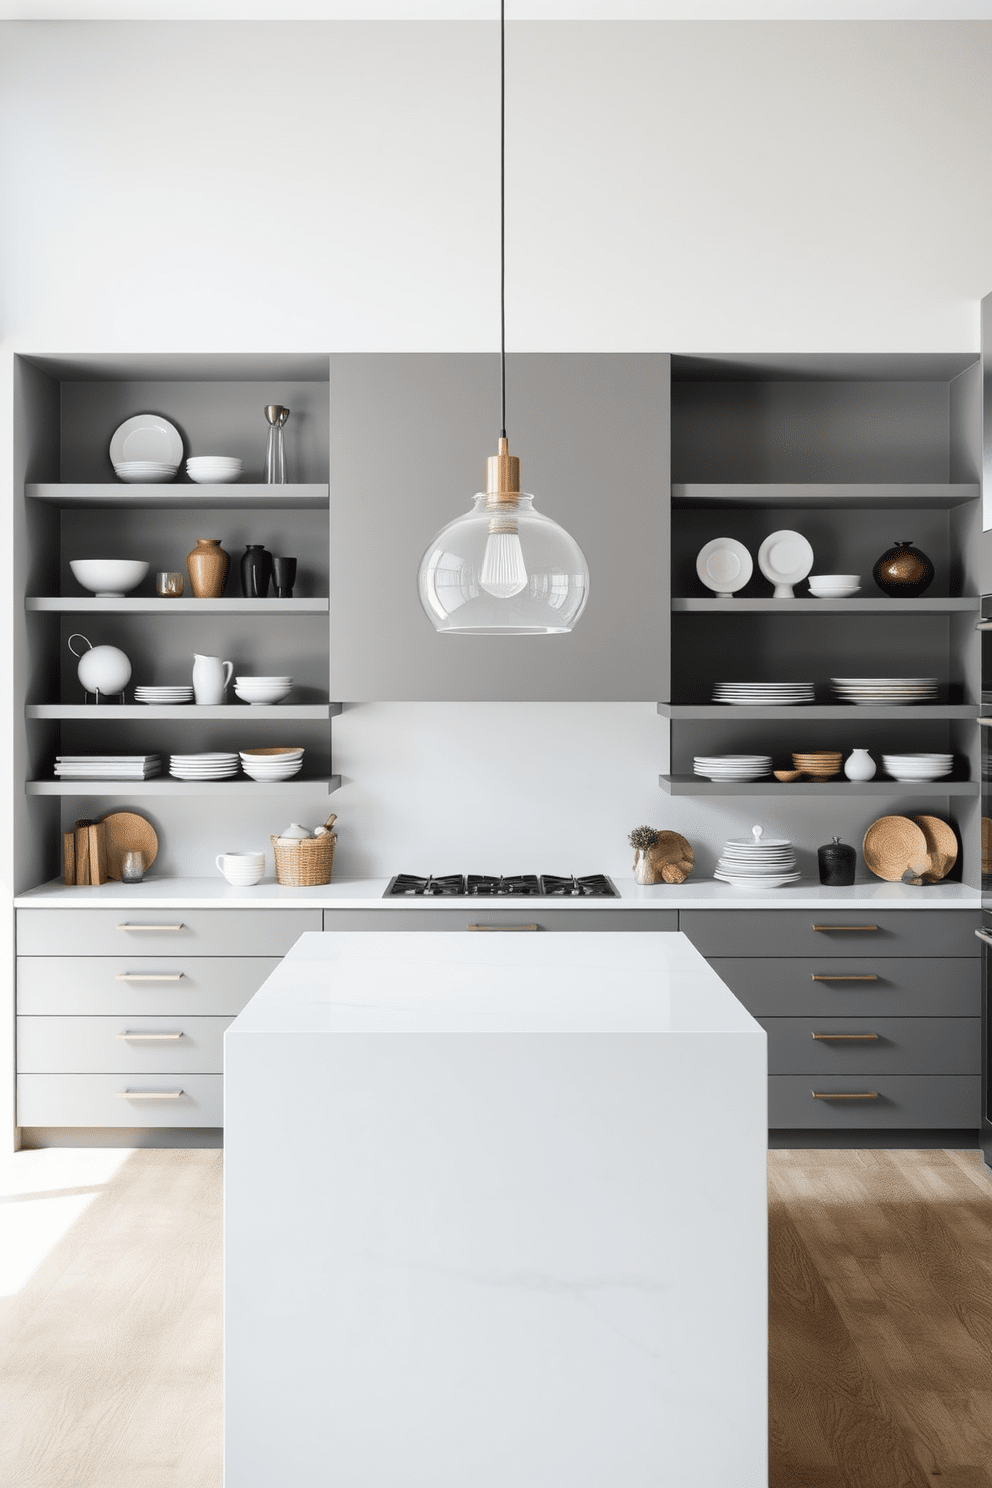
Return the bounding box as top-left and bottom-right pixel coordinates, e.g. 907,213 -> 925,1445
68,634 -> 131,697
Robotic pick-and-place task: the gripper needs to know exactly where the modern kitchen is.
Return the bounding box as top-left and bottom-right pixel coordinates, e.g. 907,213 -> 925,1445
2,8 -> 992,1488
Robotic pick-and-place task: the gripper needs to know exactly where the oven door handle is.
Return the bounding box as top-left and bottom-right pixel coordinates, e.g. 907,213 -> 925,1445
975,929 -> 992,948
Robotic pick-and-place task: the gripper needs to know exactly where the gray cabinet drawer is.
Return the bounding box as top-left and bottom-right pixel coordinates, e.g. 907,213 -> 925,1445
17,1016 -> 230,1074
768,1075 -> 980,1129
17,956 -> 278,1016
16,1073 -> 223,1128
16,908 -> 321,957
680,909 -> 979,959
321,909 -> 678,932
708,958 -> 980,1018
759,1017 -> 980,1076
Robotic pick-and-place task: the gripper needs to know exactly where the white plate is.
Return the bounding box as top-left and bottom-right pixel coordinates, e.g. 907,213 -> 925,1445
695,538 -> 753,598
110,413 -> 184,467
757,529 -> 814,598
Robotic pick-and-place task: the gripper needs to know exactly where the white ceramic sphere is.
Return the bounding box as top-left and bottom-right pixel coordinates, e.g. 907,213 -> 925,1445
76,644 -> 132,695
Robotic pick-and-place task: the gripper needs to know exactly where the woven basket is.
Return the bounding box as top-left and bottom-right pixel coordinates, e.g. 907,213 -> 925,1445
271,816 -> 337,887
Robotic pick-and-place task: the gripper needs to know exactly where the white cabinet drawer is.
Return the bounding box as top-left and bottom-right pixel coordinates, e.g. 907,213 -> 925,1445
16,908 -> 321,958
17,956 -> 278,1016
17,1015 -> 230,1074
17,1073 -> 223,1128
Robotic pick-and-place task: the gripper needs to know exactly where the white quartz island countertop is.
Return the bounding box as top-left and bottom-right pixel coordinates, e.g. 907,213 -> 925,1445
224,931 -> 768,1488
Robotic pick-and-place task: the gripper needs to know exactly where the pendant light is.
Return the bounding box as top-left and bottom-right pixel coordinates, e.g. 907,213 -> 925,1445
417,0 -> 589,636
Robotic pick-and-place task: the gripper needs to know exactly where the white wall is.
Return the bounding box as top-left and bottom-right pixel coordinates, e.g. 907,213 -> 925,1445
2,18 -> 990,879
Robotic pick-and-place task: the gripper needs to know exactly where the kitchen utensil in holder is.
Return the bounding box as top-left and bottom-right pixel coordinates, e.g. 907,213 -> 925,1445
271,814 -> 337,886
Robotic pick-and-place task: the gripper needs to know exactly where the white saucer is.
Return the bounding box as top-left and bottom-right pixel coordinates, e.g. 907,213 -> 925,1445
696,538 -> 753,598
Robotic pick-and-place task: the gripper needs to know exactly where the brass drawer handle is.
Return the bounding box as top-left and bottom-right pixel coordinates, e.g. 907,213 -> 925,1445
812,925 -> 878,932
115,1088 -> 184,1099
975,621 -> 992,630
812,1032 -> 880,1041
975,929 -> 992,948
116,923 -> 185,932
812,1091 -> 879,1100
115,973 -> 185,982
467,924 -> 538,932
116,1031 -> 183,1041
811,974 -> 878,982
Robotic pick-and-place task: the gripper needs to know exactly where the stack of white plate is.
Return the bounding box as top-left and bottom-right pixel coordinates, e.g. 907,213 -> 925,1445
881,753 -> 953,782
186,456 -> 243,485
169,751 -> 240,780
113,461 -> 178,484
694,755 -> 772,782
714,826 -> 800,889
240,747 -> 304,781
831,677 -> 939,705
134,685 -> 194,705
712,681 -> 815,706
55,754 -> 161,779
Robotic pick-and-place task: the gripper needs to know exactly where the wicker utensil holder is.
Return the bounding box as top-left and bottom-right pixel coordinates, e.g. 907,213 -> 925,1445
271,816 -> 337,887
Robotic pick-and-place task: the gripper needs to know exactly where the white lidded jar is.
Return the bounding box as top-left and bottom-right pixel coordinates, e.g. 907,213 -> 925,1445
843,748 -> 876,781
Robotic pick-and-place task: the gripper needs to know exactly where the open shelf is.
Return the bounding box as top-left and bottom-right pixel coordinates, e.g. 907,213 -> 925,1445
26,483 -> 329,510
26,597 -> 329,614
658,703 -> 978,720
671,483 -> 979,509
659,775 -> 979,797
672,598 -> 978,613
27,776 -> 342,797
27,704 -> 340,721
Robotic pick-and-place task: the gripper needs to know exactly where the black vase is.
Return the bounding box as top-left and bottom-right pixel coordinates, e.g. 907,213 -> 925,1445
872,540 -> 935,598
818,836 -> 856,887
272,555 -> 297,599
241,545 -> 273,598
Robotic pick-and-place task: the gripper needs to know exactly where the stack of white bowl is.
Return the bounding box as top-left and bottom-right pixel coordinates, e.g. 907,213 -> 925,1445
714,825 -> 800,889
186,456 -> 243,485
694,754 -> 772,782
234,675 -> 293,705
808,573 -> 861,598
169,751 -> 240,780
113,460 -> 178,484
881,752 -> 953,782
215,850 -> 265,886
135,684 -> 194,705
240,747 -> 304,781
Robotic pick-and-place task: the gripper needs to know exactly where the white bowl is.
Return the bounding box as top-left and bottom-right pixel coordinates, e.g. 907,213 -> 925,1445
234,684 -> 293,705
187,456 -> 242,466
114,468 -> 177,484
809,574 -> 860,584
187,471 -> 242,485
235,676 -> 292,684
70,559 -> 149,597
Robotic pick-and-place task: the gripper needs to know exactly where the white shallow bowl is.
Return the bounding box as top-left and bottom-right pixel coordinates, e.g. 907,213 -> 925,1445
187,470 -> 242,485
234,685 -> 293,705
114,467 -> 177,484
809,574 -> 860,584
235,676 -> 292,684
70,559 -> 149,596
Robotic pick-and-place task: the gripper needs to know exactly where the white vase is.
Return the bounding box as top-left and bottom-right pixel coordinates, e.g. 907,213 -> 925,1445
843,747 -> 876,781
192,653 -> 233,705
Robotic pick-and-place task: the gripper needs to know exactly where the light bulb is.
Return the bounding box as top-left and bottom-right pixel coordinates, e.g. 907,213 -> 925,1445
479,520 -> 528,599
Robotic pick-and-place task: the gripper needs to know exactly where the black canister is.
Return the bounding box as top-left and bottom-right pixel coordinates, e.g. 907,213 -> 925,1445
818,835 -> 856,887
241,544 -> 273,598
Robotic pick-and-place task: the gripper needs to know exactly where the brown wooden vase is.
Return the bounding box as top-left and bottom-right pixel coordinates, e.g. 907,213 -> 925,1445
186,538 -> 229,598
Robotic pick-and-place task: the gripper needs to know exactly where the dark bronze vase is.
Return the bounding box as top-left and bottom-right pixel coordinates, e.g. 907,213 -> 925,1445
240,544 -> 273,598
872,540 -> 935,598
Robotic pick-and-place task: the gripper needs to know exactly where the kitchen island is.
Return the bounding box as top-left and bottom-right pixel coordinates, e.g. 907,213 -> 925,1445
224,930 -> 768,1488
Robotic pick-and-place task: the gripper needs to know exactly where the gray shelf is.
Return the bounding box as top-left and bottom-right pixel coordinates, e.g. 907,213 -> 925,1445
660,775 -> 979,797
26,482 -> 328,510
671,483 -> 979,509
26,597 -> 329,614
672,597 -> 978,613
27,776 -> 342,797
657,703 -> 978,720
27,704 -> 340,721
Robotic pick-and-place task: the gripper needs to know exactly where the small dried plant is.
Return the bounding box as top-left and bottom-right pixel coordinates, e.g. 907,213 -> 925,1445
628,825 -> 659,851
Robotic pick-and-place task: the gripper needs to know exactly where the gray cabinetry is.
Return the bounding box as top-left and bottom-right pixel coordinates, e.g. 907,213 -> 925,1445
321,909 -> 678,932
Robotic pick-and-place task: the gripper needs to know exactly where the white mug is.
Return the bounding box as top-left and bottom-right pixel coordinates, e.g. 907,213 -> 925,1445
193,653 -> 234,705
216,851 -> 265,886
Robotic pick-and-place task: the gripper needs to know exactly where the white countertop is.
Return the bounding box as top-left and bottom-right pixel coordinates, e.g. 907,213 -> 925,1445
14,873 -> 982,909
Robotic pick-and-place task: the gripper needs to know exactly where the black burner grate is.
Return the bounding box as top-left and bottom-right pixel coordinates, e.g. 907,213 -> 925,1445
384,873 -> 619,899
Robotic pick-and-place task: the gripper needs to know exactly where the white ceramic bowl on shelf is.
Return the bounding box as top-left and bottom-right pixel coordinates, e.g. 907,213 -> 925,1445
808,573 -> 861,598
113,462 -> 178,484
69,559 -> 149,597
234,683 -> 293,705
186,456 -> 243,485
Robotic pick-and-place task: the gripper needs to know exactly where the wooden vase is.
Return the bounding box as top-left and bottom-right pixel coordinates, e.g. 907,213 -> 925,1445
186,538 -> 229,599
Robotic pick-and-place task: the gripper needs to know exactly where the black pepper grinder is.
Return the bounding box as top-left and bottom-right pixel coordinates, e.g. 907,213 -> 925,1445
818,835 -> 856,887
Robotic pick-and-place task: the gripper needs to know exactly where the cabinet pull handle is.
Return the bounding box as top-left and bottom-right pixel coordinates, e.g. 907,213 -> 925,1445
812,1032 -> 879,1041
975,621 -> 992,630
811,1091 -> 879,1100
116,1031 -> 183,1041
115,1088 -> 184,1099
811,974 -> 878,981
116,923 -> 184,932
812,924 -> 878,932
467,924 -> 538,932
115,973 -> 184,982
976,717 -> 992,725
975,929 -> 992,948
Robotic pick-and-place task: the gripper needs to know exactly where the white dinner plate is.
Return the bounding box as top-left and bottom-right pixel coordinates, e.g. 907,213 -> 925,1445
695,538 -> 753,598
110,413 -> 184,466
757,529 -> 814,598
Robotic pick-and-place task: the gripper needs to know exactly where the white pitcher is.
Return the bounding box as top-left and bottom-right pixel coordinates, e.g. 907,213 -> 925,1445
192,653 -> 234,705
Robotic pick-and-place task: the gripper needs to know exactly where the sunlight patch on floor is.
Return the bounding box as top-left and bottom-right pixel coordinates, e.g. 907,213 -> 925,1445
0,1148 -> 134,1297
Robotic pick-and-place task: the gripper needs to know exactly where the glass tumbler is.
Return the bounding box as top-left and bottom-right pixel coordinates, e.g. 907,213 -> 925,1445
156,571 -> 185,598
121,850 -> 146,883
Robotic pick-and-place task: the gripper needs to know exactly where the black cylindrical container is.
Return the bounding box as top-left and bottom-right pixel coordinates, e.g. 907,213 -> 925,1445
818,836 -> 856,886
273,555 -> 297,598
241,544 -> 273,598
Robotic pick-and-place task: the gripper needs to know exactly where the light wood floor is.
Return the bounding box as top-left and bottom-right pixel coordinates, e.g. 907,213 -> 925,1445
1,1147 -> 990,1487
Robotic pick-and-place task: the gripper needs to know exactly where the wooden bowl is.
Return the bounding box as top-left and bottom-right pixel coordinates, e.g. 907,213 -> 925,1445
773,770 -> 801,782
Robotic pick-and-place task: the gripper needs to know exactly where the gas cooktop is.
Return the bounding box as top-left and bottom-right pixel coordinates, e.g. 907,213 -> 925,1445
384,873 -> 620,899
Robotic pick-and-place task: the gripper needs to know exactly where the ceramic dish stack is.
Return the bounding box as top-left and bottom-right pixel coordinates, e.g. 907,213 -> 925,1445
693,754 -> 772,782
169,751 -> 240,780
712,681 -> 815,706
110,414 -> 183,483
881,753 -> 953,782
240,747 -> 304,781
830,677 -> 939,705
186,456 -> 243,485
135,684 -> 194,705
113,461 -> 178,484
792,751 -> 843,779
234,675 -> 293,705
55,754 -> 161,780
714,825 -> 800,889
808,574 -> 861,598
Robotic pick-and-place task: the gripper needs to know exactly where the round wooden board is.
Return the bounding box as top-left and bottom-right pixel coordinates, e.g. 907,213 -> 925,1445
863,815 -> 929,882
99,811 -> 159,881
912,815 -> 958,883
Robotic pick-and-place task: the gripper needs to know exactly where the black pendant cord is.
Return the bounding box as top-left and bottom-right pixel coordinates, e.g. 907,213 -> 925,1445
499,0 -> 506,441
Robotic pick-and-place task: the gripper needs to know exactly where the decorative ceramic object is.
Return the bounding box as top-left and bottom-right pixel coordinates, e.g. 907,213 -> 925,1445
156,571 -> 185,597
872,540 -> 935,598
695,538 -> 752,598
273,556 -> 297,598
757,529 -> 814,599
192,653 -> 234,705
186,538 -> 229,598
278,822 -> 312,841
241,544 -> 273,598
843,747 -> 876,781
67,634 -> 131,698
817,836 -> 856,887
